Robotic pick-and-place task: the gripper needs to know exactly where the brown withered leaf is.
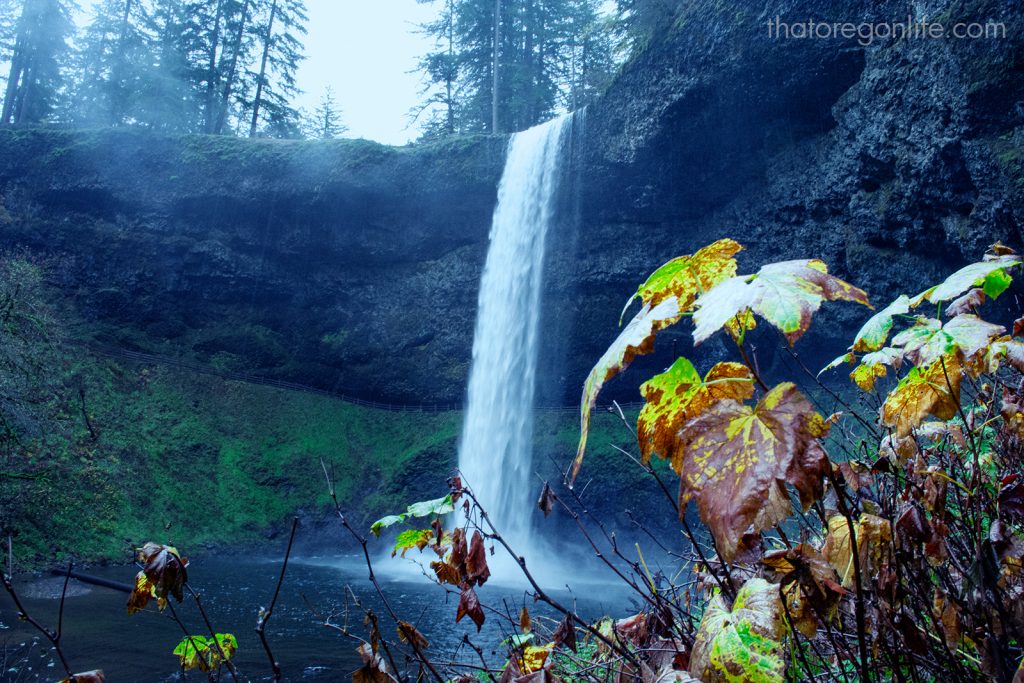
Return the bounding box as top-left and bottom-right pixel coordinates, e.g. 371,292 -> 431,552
397,621 -> 429,650
674,383 -> 831,562
823,514 -> 893,589
127,572 -> 156,615
537,482 -> 556,517
552,614 -> 577,652
353,642 -> 396,683
895,505 -> 930,547
925,521 -> 950,567
466,532 -> 491,587
878,434 -> 917,464
137,543 -> 188,603
946,288 -> 986,317
999,475 -> 1024,523
637,358 -> 754,468
430,560 -> 461,586
450,528 -> 467,570
837,460 -> 874,492
932,588 -> 962,651
456,585 -> 485,631
449,475 -> 463,503
923,469 -> 949,517
431,518 -> 444,546
61,672 -> 105,683
520,607 -> 532,634
763,544 -> 844,637
881,352 -> 963,437
615,612 -> 650,647
1002,388 -> 1024,439
1015,316 -> 1024,338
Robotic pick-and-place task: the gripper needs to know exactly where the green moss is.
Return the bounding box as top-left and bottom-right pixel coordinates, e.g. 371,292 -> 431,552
4,347 -> 470,566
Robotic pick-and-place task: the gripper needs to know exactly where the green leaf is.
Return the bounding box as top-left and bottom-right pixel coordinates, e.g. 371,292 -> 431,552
172,634 -> 237,672
637,359 -> 754,468
852,294 -> 911,352
392,529 -> 434,557
675,383 -> 831,561
625,238 -> 743,320
571,297 -> 682,485
692,259 -> 870,346
912,254 -> 1021,306
690,578 -> 786,683
406,494 -> 455,518
370,515 -> 406,538
983,268 -> 1013,299
891,314 -> 1004,373
371,495 -> 454,537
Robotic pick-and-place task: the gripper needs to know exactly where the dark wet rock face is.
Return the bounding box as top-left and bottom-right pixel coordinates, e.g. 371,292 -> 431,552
0,132 -> 506,403
0,0 -> 1022,403
566,0 -> 1024,391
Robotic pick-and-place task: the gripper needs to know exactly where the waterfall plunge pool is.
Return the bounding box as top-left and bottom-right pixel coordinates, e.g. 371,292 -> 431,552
0,552 -> 640,681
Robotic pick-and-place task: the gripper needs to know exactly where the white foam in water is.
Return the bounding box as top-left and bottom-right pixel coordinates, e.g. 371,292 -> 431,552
457,114 -> 574,582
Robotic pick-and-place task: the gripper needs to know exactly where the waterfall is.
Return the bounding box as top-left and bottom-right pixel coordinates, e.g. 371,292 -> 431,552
457,114 -> 574,561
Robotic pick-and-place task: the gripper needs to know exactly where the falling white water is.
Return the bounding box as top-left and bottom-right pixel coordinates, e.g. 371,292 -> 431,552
458,115 -> 574,562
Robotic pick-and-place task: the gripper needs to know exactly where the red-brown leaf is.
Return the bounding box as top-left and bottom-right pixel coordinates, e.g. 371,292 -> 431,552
136,543 -> 188,604
552,615 -> 577,652
674,383 -> 831,561
456,585 -> 485,631
397,621 -> 429,650
537,482 -> 556,517
466,532 -> 491,586
430,560 -> 461,586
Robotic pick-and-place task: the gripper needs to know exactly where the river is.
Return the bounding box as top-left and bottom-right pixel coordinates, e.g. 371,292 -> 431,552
1,552 -> 636,681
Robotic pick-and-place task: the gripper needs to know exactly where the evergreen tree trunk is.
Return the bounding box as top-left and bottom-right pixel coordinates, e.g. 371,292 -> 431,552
248,0 -> 277,137
109,0 -> 133,124
0,32 -> 25,124
491,0 -> 499,133
12,49 -> 35,123
203,0 -> 224,132
214,0 -> 250,134
444,0 -> 455,135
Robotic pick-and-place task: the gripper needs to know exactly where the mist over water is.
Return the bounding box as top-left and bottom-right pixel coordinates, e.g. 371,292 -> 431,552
457,114 -> 574,575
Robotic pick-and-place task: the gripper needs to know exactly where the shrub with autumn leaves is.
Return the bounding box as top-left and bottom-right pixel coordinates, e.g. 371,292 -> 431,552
372,239 -> 1024,683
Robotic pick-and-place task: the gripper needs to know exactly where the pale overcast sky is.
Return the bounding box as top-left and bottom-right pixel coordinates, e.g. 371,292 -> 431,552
77,0 -> 440,145
296,0 -> 437,145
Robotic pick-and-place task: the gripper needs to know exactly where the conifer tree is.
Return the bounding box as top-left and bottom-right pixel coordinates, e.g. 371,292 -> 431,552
414,0 -> 615,136
307,84 -> 344,139
246,0 -> 306,137
0,0 -> 74,125
136,0 -> 202,131
71,0 -> 149,126
412,0 -> 461,139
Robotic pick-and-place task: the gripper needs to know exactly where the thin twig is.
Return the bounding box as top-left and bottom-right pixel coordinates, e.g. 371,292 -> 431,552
256,516 -> 299,682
